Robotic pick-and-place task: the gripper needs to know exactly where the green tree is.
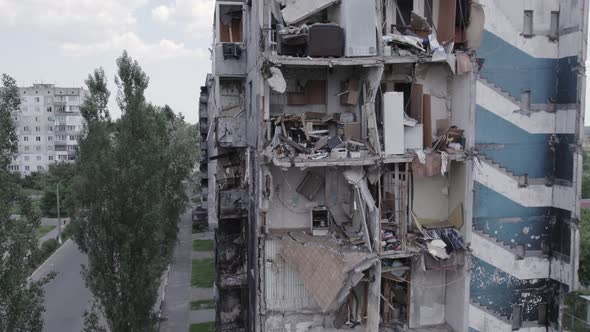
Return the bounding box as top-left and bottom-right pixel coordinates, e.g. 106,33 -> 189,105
582,149 -> 590,199
0,74 -> 51,331
579,209 -> 590,286
72,52 -> 197,331
40,162 -> 77,218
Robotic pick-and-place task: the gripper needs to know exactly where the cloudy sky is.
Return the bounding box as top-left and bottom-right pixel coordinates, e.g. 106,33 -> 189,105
0,0 -> 214,123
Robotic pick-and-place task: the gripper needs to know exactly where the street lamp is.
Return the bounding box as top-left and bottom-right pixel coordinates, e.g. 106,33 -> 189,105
56,179 -> 65,244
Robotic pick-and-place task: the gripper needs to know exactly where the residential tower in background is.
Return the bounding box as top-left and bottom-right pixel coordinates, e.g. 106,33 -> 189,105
9,83 -> 86,176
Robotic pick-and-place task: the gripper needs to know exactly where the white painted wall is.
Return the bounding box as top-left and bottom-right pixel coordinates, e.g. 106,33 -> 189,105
470,303 -> 553,332
409,263 -> 446,327
479,0 -> 559,58
477,81 -> 576,134
413,175 -> 449,220
474,158 -> 575,210
267,167 -> 324,230
472,232 -> 573,285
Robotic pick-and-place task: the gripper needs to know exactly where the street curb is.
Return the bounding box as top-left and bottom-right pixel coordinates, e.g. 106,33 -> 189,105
157,263 -> 171,322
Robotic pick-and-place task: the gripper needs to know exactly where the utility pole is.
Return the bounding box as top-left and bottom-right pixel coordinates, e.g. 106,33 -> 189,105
56,179 -> 65,244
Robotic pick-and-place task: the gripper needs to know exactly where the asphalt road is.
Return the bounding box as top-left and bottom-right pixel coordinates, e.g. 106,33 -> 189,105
31,239 -> 93,332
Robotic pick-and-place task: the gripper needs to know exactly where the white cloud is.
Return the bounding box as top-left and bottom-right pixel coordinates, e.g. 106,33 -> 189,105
151,0 -> 215,39
60,32 -> 209,63
0,0 -> 147,42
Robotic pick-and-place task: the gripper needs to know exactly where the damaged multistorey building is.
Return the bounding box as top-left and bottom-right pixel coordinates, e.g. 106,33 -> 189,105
198,0 -> 587,331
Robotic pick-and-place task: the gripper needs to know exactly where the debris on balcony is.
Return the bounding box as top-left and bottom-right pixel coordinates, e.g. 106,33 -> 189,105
413,203 -> 466,263
265,112 -> 375,163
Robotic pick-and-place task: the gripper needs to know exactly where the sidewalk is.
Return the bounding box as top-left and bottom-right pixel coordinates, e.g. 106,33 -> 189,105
159,210 -> 193,332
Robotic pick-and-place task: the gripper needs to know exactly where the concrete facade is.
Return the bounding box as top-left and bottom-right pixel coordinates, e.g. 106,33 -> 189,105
470,1 -> 587,331
9,83 -> 86,176
198,1 -> 587,331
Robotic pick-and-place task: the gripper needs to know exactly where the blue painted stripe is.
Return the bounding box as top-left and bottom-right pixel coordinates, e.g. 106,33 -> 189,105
473,182 -> 549,219
474,183 -> 550,250
470,257 -> 559,322
474,183 -> 572,254
474,217 -> 549,251
476,106 -> 552,178
478,30 -> 579,104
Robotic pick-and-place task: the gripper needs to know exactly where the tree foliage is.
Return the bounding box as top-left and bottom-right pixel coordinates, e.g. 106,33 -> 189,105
579,209 -> 590,286
582,150 -> 590,199
40,162 -> 77,218
0,74 -> 51,332
72,52 -> 198,332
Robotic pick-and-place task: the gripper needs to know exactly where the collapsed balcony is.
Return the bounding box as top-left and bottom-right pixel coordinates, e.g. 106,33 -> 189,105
263,161 -> 467,258
215,77 -> 247,148
262,231 -> 380,330
266,0 -> 483,63
259,162 -> 469,330
216,286 -> 248,332
215,227 -> 247,288
262,64 -> 469,168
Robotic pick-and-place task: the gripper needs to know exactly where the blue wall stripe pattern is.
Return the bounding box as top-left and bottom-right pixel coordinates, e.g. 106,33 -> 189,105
472,27 -> 577,326
470,257 -> 562,322
473,183 -> 572,253
478,30 -> 579,104
476,106 -> 552,178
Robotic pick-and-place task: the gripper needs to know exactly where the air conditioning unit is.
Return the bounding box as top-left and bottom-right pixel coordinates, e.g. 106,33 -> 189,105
222,43 -> 242,59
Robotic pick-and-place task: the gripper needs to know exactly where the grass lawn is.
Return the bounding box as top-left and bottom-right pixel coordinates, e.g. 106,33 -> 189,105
189,322 -> 215,332
35,224 -> 56,238
190,299 -> 215,310
192,240 -> 214,251
191,258 -> 215,287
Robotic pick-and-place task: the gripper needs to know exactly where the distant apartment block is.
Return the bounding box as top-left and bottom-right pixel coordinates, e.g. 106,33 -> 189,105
9,83 -> 86,176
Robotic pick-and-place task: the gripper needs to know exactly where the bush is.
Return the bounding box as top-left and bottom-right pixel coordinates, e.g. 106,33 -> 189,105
41,239 -> 59,256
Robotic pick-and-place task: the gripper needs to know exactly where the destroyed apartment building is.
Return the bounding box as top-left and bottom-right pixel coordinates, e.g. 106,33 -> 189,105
198,0 -> 587,331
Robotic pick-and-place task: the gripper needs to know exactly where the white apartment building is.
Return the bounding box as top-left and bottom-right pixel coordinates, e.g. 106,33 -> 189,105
9,83 -> 87,177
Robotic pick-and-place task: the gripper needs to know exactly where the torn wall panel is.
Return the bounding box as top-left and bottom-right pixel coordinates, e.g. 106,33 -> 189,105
278,232 -> 378,312
281,0 -> 339,25
409,262 -> 446,328
264,239 -> 319,311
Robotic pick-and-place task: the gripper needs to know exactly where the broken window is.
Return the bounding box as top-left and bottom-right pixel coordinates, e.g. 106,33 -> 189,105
523,10 -> 534,37
218,5 -> 243,43
395,0 -> 413,28
220,78 -> 245,116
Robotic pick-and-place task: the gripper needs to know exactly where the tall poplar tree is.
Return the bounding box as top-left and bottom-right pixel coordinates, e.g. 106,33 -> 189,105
0,74 -> 50,332
72,52 -> 197,331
